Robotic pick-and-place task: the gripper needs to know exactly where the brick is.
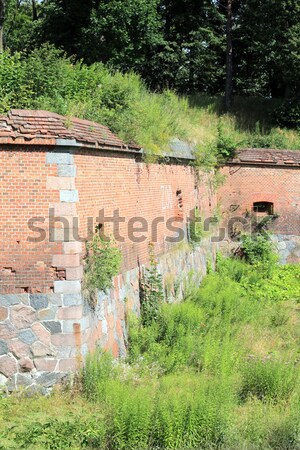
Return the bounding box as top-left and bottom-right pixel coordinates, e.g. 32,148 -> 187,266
46,152 -> 74,165
66,266 -> 83,281
52,254 -> 80,268
60,190 -> 79,203
54,281 -> 81,294
57,306 -> 83,320
46,176 -> 75,190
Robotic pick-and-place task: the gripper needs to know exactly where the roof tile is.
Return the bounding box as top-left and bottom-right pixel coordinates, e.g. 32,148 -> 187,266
0,109 -> 140,151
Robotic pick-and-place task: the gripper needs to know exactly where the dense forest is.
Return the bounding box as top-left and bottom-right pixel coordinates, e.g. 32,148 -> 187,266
1,0 -> 299,100
0,1 -> 299,155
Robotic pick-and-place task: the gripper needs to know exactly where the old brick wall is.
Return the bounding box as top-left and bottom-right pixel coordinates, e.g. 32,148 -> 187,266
0,145 -> 218,391
74,149 -> 215,269
0,147 -> 62,294
218,165 -> 300,236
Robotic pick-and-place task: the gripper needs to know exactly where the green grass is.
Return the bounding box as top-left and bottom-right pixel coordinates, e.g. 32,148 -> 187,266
0,46 -> 299,162
0,257 -> 299,450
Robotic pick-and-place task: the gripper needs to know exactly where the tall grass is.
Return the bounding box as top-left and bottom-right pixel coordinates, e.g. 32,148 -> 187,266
0,46 -> 299,161
0,258 -> 299,449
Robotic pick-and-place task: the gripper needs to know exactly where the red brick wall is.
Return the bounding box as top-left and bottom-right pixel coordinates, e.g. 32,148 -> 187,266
0,147 -> 61,293
74,150 -> 214,271
218,165 -> 300,235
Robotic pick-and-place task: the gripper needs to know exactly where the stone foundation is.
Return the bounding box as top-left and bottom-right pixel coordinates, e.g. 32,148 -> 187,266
0,240 -> 216,392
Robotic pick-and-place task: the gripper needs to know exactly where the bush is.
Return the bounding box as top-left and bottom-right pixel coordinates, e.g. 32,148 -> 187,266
274,99 -> 300,129
83,233 -> 121,308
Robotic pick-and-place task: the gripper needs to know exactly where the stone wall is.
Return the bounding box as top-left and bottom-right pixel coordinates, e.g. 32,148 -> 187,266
0,238 -> 216,392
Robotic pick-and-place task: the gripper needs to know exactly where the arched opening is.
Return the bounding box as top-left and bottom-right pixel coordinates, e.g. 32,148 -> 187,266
253,201 -> 274,216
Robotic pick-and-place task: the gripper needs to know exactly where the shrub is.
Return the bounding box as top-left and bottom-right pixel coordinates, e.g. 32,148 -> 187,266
83,233 -> 121,308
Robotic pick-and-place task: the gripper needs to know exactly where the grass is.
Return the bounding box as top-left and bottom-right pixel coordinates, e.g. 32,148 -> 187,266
0,46 -> 299,163
0,257 -> 299,450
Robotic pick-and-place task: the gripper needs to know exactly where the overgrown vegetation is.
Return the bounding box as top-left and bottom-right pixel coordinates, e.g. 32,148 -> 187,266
83,233 -> 121,308
1,253 -> 299,450
0,48 -> 299,161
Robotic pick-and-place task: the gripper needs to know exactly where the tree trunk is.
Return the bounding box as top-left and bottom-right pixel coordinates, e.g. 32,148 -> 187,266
225,0 -> 233,111
32,0 -> 38,21
0,0 -> 5,53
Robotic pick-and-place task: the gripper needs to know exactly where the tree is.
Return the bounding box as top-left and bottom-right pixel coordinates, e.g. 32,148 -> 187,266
0,0 -> 5,52
224,0 -> 233,110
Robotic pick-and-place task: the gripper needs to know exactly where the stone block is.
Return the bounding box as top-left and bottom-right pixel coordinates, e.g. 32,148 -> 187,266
37,308 -> 57,321
8,339 -> 30,359
49,202 -> 77,217
0,355 -> 17,377
54,280 -> 81,294
18,329 -> 37,345
0,307 -> 8,321
51,333 -> 77,347
63,242 -> 82,254
0,374 -> 7,386
16,373 -> 33,387
66,266 -> 83,281
49,227 -> 76,242
52,254 -> 80,268
11,304 -> 36,330
46,176 -> 75,190
60,190 -> 79,203
62,316 -> 90,334
29,294 -> 49,310
46,152 -> 73,165
58,358 -> 78,372
0,340 -> 8,355
62,294 -> 82,307
34,372 -> 65,388
34,358 -> 58,372
31,341 -> 55,358
0,294 -> 28,306
18,357 -> 34,373
42,321 -> 62,334
57,164 -> 76,177
57,306 -> 83,320
31,322 -> 51,345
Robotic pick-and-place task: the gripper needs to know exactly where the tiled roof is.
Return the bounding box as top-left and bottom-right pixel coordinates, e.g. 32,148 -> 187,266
0,109 -> 140,151
230,148 -> 300,167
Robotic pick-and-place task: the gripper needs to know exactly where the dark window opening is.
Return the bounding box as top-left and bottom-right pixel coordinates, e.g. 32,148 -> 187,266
176,189 -> 183,210
253,202 -> 274,215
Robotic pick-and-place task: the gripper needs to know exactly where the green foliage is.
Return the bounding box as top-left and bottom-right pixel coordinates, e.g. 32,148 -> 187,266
1,258 -> 300,449
139,243 -> 164,326
274,99 -> 300,129
239,358 -> 297,402
188,207 -> 204,244
239,234 -> 277,267
83,233 -> 121,307
216,120 -> 237,160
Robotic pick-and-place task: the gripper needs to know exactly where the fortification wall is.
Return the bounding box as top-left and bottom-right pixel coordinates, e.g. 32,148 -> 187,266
0,145 -> 217,392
